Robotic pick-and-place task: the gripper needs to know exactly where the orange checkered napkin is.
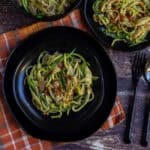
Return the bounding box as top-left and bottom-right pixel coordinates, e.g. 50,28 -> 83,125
0,10 -> 125,150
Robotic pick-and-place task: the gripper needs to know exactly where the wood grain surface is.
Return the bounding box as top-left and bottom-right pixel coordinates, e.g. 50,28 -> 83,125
0,0 -> 150,150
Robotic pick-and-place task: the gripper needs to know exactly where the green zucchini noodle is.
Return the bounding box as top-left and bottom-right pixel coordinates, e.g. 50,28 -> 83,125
25,50 -> 98,119
92,0 -> 150,46
19,0 -> 76,18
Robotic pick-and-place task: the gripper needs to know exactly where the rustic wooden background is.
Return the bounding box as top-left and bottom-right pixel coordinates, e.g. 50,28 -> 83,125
0,0 -> 150,149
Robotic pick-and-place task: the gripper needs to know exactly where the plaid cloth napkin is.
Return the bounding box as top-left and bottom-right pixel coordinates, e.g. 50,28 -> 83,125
0,9 -> 125,150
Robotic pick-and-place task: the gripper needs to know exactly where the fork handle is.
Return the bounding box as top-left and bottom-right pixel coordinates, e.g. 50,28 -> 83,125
141,101 -> 150,146
124,85 -> 137,144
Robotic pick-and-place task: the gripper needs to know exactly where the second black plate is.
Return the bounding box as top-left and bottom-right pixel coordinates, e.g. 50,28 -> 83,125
84,0 -> 150,51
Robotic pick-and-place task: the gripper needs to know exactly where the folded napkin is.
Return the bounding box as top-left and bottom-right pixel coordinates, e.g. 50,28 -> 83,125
0,9 -> 125,150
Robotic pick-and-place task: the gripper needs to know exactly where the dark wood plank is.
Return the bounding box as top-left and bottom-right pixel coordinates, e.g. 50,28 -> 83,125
0,0 -> 36,33
0,0 -> 150,149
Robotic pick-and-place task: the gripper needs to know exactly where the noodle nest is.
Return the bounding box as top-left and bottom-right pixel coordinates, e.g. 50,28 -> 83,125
26,50 -> 98,119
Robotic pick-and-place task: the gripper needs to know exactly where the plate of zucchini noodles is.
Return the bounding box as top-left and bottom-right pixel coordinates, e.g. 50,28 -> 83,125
11,0 -> 81,20
3,26 -> 117,141
84,0 -> 150,51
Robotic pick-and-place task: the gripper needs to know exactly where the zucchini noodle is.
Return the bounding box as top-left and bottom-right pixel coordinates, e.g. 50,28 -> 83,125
25,50 -> 98,119
19,0 -> 76,18
93,0 -> 150,46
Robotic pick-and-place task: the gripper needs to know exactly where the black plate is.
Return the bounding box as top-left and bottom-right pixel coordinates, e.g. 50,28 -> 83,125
3,26 -> 117,141
11,0 -> 82,21
84,0 -> 150,51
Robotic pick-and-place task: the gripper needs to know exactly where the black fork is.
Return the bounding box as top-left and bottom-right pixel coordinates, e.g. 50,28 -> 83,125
124,52 -> 146,143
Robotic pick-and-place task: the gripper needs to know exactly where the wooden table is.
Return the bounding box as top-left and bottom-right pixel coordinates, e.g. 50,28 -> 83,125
0,0 -> 150,149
